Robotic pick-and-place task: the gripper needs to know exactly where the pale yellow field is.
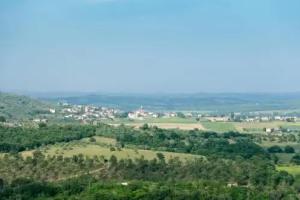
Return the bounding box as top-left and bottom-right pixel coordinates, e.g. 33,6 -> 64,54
110,121 -> 299,132
233,122 -> 287,132
119,123 -> 206,130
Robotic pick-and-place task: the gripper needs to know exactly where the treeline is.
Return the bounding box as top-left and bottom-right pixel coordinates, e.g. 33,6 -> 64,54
0,123 -> 267,160
1,177 -> 297,200
0,125 -> 96,152
95,124 -> 268,159
0,151 -> 282,186
0,152 -> 297,199
267,145 -> 295,154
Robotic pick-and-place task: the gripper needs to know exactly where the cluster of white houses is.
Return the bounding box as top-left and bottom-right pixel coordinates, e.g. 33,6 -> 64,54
61,104 -> 119,121
128,106 -> 159,120
30,102 -> 299,126
244,116 -> 297,123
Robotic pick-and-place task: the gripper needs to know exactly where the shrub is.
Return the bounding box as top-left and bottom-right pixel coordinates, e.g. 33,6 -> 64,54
0,116 -> 6,122
291,154 -> 300,165
267,145 -> 283,153
284,146 -> 295,153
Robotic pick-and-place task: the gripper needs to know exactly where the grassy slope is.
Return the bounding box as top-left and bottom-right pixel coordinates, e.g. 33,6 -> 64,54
21,136 -> 202,162
277,165 -> 300,176
259,141 -> 300,151
259,141 -> 300,164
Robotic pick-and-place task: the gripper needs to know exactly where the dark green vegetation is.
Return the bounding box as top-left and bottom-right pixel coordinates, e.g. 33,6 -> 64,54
254,132 -> 300,165
0,116 -> 5,122
0,125 -> 96,152
267,145 -> 295,154
0,93 -> 55,120
291,154 -> 300,165
1,176 -> 297,200
0,150 -> 297,199
1,124 -> 300,199
47,93 -> 300,112
109,126 -> 267,159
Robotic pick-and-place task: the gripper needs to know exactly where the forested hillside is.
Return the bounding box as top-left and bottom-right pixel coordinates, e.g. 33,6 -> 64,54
0,124 -> 299,199
0,93 -> 55,120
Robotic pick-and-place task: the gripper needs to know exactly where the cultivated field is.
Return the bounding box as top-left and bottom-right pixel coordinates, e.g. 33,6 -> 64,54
107,117 -> 207,130
106,117 -> 300,133
233,121 -> 298,132
260,141 -> 300,151
201,122 -> 236,132
123,122 -> 206,130
107,117 -> 199,124
277,165 -> 300,176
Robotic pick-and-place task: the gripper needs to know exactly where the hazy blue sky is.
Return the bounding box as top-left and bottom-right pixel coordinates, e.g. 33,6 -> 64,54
1,0 -> 300,93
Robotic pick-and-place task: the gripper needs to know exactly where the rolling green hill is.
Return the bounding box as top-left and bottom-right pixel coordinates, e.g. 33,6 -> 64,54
0,92 -> 56,121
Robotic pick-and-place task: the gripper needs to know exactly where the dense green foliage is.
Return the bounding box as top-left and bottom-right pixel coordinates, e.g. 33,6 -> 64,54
268,145 -> 284,153
1,124 -> 299,199
0,116 -> 6,122
285,145 -> 296,153
0,125 -> 96,152
0,151 -> 281,186
1,177 -> 298,200
267,145 -> 296,154
0,152 -> 297,199
96,125 -> 267,159
291,154 -> 300,165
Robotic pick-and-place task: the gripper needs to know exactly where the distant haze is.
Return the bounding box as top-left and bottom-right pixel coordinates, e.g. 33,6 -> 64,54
1,0 -> 300,93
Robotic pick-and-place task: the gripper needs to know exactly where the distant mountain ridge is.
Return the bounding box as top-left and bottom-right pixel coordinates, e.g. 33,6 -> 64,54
42,93 -> 300,113
2,92 -> 300,118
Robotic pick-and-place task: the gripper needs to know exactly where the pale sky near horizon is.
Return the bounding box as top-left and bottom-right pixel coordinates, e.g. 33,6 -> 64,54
0,0 -> 300,93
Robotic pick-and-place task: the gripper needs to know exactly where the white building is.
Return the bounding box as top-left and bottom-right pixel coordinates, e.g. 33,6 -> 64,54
49,108 -> 56,114
265,128 -> 274,133
260,117 -> 269,122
